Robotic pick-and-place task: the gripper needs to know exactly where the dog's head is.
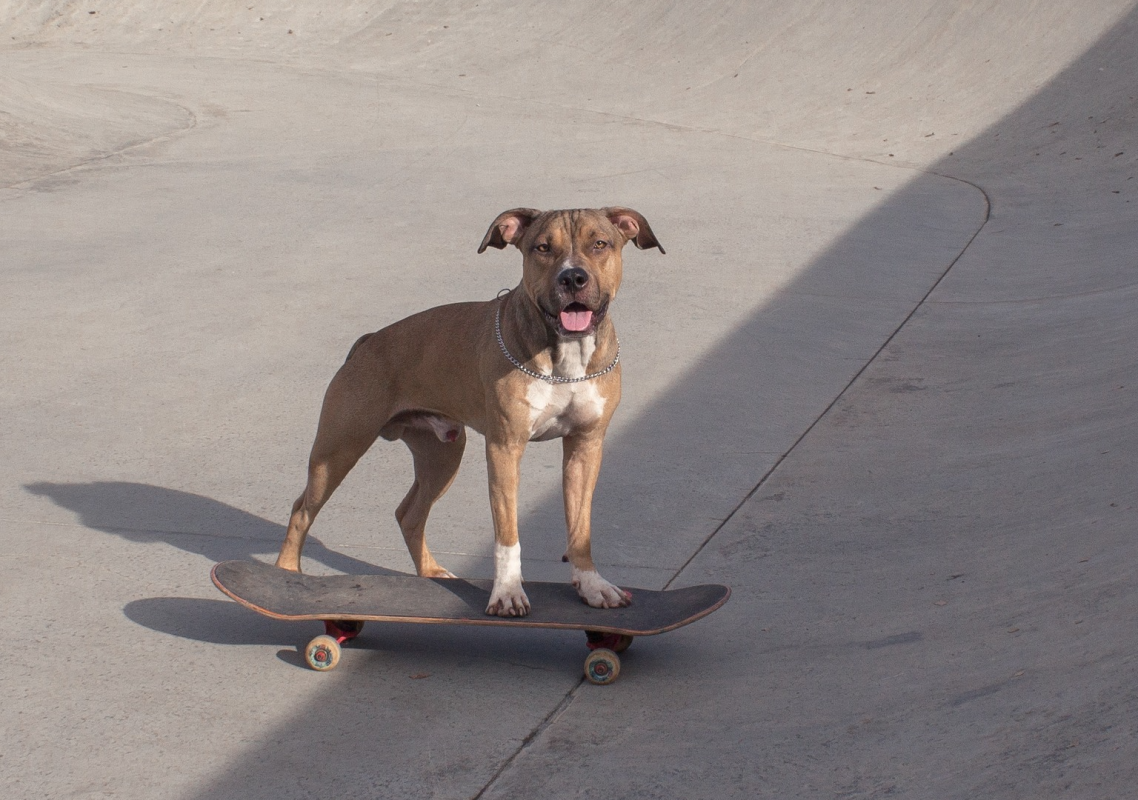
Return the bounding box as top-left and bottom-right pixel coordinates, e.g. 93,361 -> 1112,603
478,207 -> 664,339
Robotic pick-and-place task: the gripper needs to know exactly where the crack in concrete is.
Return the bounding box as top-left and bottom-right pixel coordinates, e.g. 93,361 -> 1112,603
470,681 -> 582,800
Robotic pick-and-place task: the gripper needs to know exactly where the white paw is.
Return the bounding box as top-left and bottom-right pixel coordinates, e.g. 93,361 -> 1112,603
571,567 -> 631,608
486,578 -> 531,617
487,542 -> 530,616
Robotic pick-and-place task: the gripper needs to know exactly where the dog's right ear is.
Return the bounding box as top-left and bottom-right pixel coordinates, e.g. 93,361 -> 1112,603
478,208 -> 543,253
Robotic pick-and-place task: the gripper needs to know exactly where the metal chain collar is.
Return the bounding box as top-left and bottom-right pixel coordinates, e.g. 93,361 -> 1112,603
494,300 -> 619,385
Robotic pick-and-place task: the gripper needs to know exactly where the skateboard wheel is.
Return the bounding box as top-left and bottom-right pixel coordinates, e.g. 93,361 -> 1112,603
611,634 -> 633,654
584,648 -> 621,685
305,634 -> 342,671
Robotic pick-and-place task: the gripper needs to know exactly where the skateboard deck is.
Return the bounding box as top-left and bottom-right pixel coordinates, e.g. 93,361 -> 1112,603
211,559 -> 730,683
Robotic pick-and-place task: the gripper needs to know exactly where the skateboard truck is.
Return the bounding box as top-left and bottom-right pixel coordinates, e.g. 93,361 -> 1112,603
585,630 -> 634,653
324,619 -> 364,643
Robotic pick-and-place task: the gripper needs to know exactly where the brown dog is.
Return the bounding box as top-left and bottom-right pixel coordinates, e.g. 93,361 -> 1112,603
275,207 -> 664,616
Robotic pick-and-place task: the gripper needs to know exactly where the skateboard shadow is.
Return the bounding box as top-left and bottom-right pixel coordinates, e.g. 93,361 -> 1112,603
124,596 -> 304,646
24,480 -> 392,576
123,595 -> 581,671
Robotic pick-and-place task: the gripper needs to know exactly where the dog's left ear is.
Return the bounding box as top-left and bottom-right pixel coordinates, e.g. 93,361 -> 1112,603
603,207 -> 665,254
478,208 -> 543,253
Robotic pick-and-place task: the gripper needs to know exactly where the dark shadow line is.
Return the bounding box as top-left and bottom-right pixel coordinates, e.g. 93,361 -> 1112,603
663,176 -> 993,591
20,480 -> 392,577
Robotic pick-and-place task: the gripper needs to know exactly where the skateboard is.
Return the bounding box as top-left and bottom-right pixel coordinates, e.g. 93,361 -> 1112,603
211,559 -> 730,684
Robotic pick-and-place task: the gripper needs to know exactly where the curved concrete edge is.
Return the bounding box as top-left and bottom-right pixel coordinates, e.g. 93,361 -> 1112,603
0,72 -> 195,188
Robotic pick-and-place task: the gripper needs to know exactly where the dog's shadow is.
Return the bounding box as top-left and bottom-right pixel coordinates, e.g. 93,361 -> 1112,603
25,481 -> 404,648
24,480 -> 388,574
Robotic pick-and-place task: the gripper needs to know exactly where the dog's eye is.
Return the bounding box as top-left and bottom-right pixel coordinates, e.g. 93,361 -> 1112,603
535,243 -> 550,253
593,240 -> 608,250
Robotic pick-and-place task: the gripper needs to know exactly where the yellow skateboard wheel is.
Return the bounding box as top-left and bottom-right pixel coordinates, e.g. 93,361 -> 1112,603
305,634 -> 342,671
584,648 -> 621,685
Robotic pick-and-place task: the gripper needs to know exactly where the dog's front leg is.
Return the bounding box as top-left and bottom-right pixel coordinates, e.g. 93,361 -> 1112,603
562,433 -> 631,608
485,438 -> 531,616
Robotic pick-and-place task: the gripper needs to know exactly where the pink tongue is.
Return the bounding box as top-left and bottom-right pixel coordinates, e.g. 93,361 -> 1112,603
560,308 -> 593,332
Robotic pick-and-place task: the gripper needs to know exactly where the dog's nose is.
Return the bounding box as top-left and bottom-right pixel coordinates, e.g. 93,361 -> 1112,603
558,267 -> 589,291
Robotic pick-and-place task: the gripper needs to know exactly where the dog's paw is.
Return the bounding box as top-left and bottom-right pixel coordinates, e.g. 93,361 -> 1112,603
571,568 -> 632,608
487,542 -> 529,616
274,555 -> 302,573
421,565 -> 457,579
486,580 -> 531,617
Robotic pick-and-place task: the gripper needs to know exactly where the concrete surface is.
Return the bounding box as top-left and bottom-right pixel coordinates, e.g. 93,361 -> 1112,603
2,2 -> 1137,797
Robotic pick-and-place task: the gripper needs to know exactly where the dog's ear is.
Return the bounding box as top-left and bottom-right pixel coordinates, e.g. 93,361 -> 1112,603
603,207 -> 665,254
478,208 -> 543,253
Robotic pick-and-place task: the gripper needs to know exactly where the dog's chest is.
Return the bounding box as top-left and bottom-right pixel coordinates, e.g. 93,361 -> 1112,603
525,338 -> 607,441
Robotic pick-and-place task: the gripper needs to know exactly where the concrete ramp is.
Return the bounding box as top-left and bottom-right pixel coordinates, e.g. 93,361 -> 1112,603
3,2 -> 1137,797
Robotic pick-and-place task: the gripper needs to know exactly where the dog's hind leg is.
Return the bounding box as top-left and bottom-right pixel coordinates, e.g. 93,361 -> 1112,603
276,368 -> 389,572
276,437 -> 377,571
395,423 -> 467,578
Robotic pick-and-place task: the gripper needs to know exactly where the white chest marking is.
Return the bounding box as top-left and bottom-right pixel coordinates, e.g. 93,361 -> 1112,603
554,336 -> 596,379
526,337 -> 607,441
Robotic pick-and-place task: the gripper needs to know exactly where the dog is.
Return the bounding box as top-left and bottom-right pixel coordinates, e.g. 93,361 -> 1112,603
274,207 -> 664,616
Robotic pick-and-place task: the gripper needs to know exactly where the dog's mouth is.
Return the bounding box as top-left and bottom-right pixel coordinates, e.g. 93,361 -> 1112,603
543,301 -> 606,337
560,303 -> 594,332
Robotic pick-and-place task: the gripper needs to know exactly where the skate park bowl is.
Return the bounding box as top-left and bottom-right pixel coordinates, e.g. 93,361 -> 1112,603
3,2 -> 1138,797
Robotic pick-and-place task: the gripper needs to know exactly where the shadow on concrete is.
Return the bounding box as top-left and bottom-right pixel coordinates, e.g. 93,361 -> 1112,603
124,596 -> 304,646
122,595 -> 582,669
24,480 -> 387,575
